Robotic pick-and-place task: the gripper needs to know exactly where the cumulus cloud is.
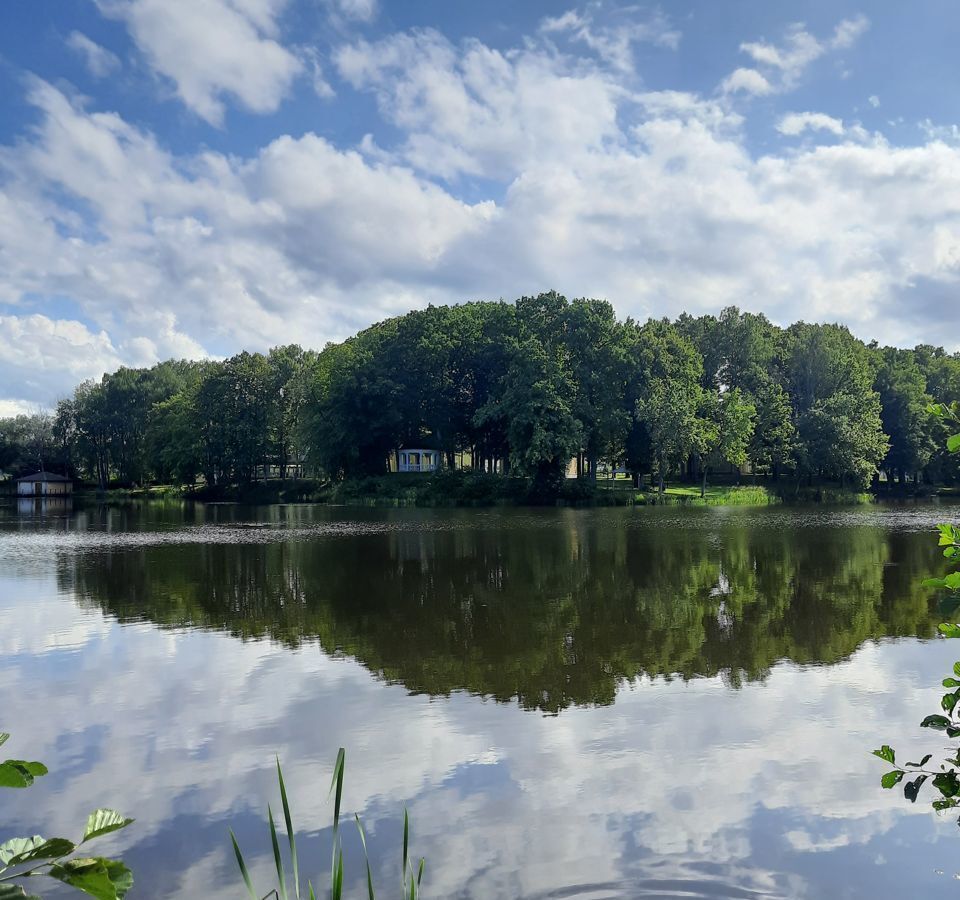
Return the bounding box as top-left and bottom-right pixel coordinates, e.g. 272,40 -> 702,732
721,16 -> 869,96
777,111 -> 845,136
97,0 -> 303,125
4,13 -> 960,411
66,31 -> 122,78
334,28 -> 627,180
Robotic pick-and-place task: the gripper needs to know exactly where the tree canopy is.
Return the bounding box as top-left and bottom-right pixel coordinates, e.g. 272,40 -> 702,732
2,298 -> 958,491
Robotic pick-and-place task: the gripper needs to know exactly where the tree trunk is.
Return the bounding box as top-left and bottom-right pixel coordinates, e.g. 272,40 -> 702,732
587,452 -> 597,483
701,466 -> 707,499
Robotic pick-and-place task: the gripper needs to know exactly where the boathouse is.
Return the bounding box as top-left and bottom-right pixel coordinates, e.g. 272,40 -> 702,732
16,472 -> 73,497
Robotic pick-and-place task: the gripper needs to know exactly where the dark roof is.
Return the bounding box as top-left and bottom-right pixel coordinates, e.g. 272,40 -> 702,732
16,472 -> 72,483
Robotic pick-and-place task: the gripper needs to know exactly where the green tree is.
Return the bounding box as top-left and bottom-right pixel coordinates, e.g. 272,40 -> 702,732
633,320 -> 711,493
875,347 -> 936,486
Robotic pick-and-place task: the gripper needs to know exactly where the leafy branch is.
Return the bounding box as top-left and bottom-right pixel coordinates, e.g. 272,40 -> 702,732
0,733 -> 134,900
873,402 -> 960,815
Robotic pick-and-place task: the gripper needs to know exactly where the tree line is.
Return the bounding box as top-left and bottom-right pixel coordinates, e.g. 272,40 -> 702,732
2,295 -> 959,491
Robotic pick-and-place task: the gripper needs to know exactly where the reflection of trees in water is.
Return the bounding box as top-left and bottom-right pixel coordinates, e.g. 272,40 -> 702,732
60,518 -> 941,713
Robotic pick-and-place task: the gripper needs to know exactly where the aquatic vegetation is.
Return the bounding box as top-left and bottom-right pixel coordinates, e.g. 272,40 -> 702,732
0,732 -> 134,900
231,751 -> 424,900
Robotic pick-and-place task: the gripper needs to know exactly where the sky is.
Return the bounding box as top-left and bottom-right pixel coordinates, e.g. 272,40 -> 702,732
1,1 -> 960,413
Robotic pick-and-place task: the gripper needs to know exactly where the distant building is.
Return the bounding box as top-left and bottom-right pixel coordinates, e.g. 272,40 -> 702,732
16,472 -> 73,497
396,449 -> 440,473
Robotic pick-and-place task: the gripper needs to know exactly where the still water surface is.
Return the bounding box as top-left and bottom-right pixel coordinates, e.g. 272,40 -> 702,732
3,501 -> 960,899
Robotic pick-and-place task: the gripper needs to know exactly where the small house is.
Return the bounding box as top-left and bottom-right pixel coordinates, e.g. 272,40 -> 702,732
16,472 -> 73,497
396,449 -> 439,473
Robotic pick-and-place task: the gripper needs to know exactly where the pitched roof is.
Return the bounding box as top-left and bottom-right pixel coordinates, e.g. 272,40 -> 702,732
16,471 -> 72,482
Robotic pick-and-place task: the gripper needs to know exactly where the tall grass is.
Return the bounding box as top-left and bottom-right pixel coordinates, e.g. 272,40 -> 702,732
230,750 -> 424,900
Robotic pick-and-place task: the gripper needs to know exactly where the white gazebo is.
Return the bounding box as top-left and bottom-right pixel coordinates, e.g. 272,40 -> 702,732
397,449 -> 439,473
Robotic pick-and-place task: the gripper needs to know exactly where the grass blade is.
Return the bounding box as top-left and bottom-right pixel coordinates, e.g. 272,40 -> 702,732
417,858 -> 424,888
229,828 -> 258,900
331,847 -> 344,900
402,808 -> 409,890
268,804 -> 288,900
354,814 -> 376,900
308,881 -> 316,900
328,748 -> 345,889
276,758 -> 300,899
329,748 -> 345,832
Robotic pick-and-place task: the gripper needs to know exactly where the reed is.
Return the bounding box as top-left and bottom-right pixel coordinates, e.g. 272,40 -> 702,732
230,750 -> 424,900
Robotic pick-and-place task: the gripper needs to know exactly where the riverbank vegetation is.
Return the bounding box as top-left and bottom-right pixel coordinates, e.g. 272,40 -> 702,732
2,299 -> 959,501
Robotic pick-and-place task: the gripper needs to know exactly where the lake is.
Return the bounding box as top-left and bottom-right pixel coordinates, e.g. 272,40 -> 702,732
3,500 -> 960,899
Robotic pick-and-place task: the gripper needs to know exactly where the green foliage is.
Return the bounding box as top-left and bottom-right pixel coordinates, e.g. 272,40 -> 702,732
5,301 -> 959,498
873,403 -> 960,815
230,752 -> 424,900
0,734 -> 133,900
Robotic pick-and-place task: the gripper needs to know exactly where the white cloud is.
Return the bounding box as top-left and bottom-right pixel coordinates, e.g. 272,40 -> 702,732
722,16 -> 870,96
97,0 -> 303,125
869,94 -> 880,108
539,5 -> 681,72
777,111 -> 845,136
66,31 -> 122,78
326,0 -> 378,23
0,314 -> 123,407
719,67 -> 774,96
4,18 -> 960,410
334,29 -> 627,180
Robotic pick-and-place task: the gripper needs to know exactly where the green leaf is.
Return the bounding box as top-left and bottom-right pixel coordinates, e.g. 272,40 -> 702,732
923,578 -> 947,588
0,760 -> 47,789
945,573 -> 960,591
881,770 -> 904,789
943,678 -> 960,688
0,734 -> 9,748
954,661 -> 960,678
0,836 -> 45,866
276,759 -> 298,900
330,748 -> 345,834
0,884 -> 42,900
267,804 -> 287,900
906,754 -> 933,768
331,848 -> 343,900
939,624 -> 960,639
942,691 -> 960,714
49,857 -> 133,900
921,714 -> 951,729
873,745 -> 896,764
904,774 -> 929,803
947,433 -> 960,454
229,829 -> 257,900
933,799 -> 959,811
82,810 -> 134,844
933,771 -> 960,798
5,837 -> 75,866
354,815 -> 375,900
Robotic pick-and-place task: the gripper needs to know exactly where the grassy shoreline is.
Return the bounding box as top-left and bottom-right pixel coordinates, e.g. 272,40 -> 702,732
51,473 -> 908,508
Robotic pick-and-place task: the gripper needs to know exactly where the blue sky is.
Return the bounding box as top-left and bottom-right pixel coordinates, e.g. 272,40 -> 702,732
1,0 -> 960,412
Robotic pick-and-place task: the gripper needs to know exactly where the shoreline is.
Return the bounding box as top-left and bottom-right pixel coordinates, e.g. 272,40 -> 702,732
36,478 -> 958,509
